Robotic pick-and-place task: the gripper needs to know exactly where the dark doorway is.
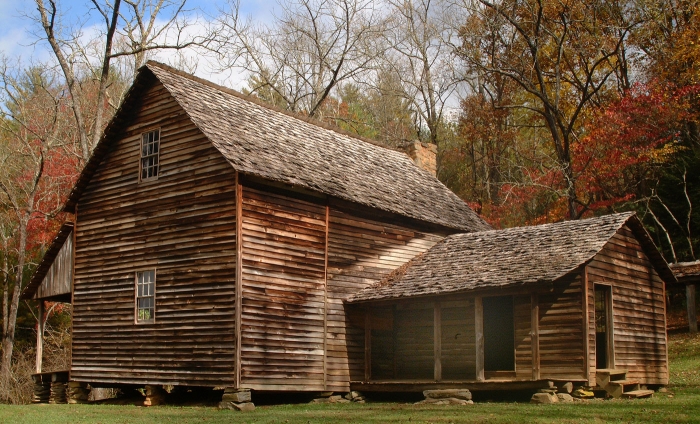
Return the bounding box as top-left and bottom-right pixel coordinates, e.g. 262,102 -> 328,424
483,295 -> 515,371
595,285 -> 613,369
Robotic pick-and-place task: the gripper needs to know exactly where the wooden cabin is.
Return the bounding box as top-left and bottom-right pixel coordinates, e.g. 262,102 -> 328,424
21,61 -> 491,393
346,213 -> 674,392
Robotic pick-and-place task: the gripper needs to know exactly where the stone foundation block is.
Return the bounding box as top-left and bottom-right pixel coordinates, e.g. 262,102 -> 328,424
531,392 -> 558,404
423,389 -> 472,401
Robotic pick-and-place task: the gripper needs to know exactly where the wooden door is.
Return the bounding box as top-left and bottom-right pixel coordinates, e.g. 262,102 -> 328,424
594,285 -> 614,369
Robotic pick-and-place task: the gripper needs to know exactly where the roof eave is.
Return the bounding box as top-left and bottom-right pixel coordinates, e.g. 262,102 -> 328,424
21,222 -> 74,300
623,214 -> 677,284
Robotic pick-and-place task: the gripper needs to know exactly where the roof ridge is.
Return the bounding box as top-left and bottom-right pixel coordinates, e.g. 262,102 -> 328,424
144,61 -> 409,155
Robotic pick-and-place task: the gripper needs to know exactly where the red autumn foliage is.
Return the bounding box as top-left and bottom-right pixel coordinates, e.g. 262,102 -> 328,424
468,81 -> 700,228
574,81 -> 700,214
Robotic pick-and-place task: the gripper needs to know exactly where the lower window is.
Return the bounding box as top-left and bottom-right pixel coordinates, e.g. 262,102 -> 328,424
136,270 -> 156,323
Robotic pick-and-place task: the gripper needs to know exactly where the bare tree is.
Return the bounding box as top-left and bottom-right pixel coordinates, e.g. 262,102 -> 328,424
454,0 -> 634,219
34,0 -> 203,160
211,0 -> 389,117
0,63 -> 75,394
383,0 -> 459,150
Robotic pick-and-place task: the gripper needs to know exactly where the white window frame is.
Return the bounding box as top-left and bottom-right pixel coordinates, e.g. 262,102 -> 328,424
139,129 -> 160,182
135,270 -> 156,323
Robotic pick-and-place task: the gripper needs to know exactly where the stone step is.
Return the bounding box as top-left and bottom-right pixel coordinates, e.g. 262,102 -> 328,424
621,389 -> 654,399
596,369 -> 628,387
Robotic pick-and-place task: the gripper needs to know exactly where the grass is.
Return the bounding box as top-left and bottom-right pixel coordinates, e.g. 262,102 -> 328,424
1,333 -> 699,424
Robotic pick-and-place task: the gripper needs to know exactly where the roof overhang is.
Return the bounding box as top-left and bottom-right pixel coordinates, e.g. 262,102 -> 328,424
669,260 -> 700,284
21,222 -> 74,300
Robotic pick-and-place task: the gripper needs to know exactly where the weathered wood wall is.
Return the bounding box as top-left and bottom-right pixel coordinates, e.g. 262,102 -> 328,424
71,80 -> 450,389
514,295 -> 533,380
586,225 -> 668,385
395,303 -> 434,379
72,79 -> 238,386
537,274 -> 586,381
441,300 -> 476,380
368,300 -> 476,381
369,307 -> 394,379
36,233 -> 73,300
232,184 -> 447,391
239,186 -> 327,391
326,206 -> 445,390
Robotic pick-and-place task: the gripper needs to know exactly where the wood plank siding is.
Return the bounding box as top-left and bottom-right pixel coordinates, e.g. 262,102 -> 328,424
587,225 -> 669,385
239,186 -> 328,391
538,274 -> 586,381
326,207 -> 444,390
365,280 -> 587,385
71,85 -> 450,390
395,303 -> 434,379
36,232 -> 73,300
71,80 -> 238,386
236,193 -> 446,391
514,295 -> 532,380
441,300 -> 476,380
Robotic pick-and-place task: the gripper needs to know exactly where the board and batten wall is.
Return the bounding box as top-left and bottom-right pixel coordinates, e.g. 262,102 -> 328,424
586,225 -> 669,386
72,79 -> 238,386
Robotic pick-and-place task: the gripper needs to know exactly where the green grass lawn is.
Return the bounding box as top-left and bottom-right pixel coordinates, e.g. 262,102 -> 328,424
2,332 -> 699,424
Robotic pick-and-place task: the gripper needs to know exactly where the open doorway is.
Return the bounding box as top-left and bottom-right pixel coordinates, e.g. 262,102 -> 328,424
483,295 -> 515,373
595,285 -> 614,369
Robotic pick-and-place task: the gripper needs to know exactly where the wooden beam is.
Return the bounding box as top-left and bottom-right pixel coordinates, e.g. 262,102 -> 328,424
235,172 -> 243,388
475,296 -> 484,382
434,301 -> 442,381
36,301 -> 44,373
392,304 -> 397,379
607,286 -> 615,369
323,204 -> 330,390
364,309 -> 371,382
350,379 -> 562,393
70,207 -> 77,373
582,267 -> 590,383
687,284 -> 697,333
530,294 -> 539,381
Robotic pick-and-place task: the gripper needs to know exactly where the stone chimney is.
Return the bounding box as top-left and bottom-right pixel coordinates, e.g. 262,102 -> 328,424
399,140 -> 437,177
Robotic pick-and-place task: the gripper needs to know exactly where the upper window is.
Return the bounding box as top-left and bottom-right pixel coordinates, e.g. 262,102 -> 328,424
140,129 -> 160,181
136,270 -> 156,323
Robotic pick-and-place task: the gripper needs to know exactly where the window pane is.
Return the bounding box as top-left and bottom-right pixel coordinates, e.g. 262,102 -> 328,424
136,270 -> 155,322
140,130 -> 160,180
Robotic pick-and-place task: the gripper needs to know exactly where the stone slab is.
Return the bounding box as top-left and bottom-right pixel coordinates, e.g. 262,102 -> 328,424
423,389 -> 472,401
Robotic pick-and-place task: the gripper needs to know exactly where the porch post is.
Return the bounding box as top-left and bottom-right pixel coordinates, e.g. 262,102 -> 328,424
687,284 -> 697,333
434,302 -> 442,381
234,172 -> 243,388
531,294 -> 540,380
36,301 -> 44,373
475,296 -> 484,381
364,308 -> 371,382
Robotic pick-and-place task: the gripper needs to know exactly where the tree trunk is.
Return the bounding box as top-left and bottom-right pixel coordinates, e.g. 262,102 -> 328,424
0,215 -> 28,393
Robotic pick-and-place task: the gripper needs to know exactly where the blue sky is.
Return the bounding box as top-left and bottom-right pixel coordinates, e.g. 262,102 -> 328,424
0,0 -> 276,88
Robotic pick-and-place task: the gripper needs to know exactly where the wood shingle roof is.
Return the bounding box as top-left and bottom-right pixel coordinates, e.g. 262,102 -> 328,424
147,63 -> 489,232
670,260 -> 700,283
347,212 -> 674,303
64,61 -> 489,233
